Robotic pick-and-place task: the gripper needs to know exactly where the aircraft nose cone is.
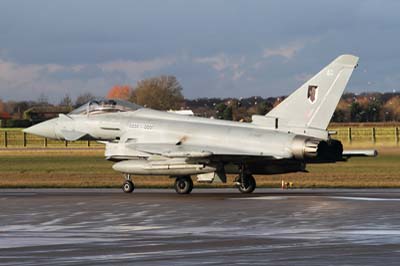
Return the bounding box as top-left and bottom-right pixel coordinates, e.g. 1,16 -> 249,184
23,118 -> 58,139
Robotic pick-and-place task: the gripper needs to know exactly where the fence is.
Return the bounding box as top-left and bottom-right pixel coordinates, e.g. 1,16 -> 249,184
328,126 -> 399,146
0,130 -> 103,148
0,126 -> 399,148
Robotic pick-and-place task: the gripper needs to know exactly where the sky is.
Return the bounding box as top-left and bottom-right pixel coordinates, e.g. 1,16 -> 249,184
0,0 -> 399,102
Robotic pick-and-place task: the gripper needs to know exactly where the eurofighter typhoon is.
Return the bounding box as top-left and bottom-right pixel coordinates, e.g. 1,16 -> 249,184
25,55 -> 376,194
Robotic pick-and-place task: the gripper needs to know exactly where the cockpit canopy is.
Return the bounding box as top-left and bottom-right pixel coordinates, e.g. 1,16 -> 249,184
69,98 -> 142,115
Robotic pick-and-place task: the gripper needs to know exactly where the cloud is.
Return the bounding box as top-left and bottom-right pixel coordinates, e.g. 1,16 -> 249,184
194,54 -> 246,81
0,58 -> 48,87
262,41 -> 307,60
193,54 -> 229,72
294,72 -> 313,83
232,70 -> 244,81
1,0 -> 400,100
0,56 -> 177,101
99,57 -> 176,79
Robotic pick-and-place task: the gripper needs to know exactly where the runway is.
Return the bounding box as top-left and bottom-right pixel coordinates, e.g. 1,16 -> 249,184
1,189 -> 400,265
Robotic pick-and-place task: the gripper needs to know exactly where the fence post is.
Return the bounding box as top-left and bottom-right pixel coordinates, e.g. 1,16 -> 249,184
44,137 -> 48,148
23,132 -> 27,147
65,140 -> 68,147
396,127 -> 399,145
87,140 -> 90,147
371,127 -> 376,144
4,131 -> 7,147
348,127 -> 352,143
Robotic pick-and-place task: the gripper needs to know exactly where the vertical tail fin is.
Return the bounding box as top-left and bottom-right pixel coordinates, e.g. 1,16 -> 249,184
266,54 -> 359,130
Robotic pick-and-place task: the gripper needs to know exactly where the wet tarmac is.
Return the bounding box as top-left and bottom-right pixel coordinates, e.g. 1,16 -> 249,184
1,188 -> 400,265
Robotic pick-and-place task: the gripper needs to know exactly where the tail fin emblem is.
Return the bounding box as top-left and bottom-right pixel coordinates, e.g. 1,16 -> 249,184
307,85 -> 318,104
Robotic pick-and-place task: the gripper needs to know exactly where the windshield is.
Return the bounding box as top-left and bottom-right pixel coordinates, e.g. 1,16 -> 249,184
69,98 -> 142,115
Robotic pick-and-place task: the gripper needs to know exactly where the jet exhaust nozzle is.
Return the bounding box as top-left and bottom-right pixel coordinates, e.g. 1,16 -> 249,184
291,135 -> 343,161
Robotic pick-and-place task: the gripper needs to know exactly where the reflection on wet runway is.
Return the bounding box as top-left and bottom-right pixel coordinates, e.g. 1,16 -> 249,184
1,189 -> 400,265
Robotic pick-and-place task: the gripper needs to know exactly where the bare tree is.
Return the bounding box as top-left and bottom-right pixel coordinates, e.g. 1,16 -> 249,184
37,93 -> 49,105
59,94 -> 73,107
383,96 -> 400,121
0,99 -> 5,113
132,76 -> 184,110
75,93 -> 96,107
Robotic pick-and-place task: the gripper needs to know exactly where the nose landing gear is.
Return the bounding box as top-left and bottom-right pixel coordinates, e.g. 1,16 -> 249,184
122,174 -> 135,193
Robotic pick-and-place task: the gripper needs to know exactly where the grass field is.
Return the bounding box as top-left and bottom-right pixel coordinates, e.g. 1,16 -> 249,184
0,147 -> 399,188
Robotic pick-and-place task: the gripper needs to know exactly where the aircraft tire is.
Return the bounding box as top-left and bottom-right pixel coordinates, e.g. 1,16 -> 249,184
238,174 -> 256,194
122,180 -> 134,193
174,176 -> 193,194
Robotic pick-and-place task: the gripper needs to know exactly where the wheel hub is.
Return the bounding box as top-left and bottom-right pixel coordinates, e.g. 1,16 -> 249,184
178,181 -> 186,189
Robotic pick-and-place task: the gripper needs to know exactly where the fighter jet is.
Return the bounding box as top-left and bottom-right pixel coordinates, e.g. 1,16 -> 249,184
24,54 -> 377,194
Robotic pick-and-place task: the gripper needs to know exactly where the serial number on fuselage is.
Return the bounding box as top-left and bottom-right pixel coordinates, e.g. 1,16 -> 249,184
128,122 -> 154,130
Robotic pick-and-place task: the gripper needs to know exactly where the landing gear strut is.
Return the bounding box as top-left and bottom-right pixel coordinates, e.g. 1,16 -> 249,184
174,176 -> 193,194
235,167 -> 256,194
122,174 -> 135,193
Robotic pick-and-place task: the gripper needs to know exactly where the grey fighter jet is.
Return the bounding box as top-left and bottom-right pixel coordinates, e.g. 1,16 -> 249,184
25,54 -> 376,194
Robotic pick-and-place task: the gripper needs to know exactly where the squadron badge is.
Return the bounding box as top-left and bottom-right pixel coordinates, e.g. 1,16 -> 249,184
307,85 -> 318,104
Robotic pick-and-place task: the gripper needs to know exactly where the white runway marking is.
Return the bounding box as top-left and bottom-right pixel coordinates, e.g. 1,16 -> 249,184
231,196 -> 288,200
330,196 -> 400,201
97,225 -> 165,232
346,230 -> 400,235
232,195 -> 400,202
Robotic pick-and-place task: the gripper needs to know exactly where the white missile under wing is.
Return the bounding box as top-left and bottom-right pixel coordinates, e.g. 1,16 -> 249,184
24,54 -> 377,195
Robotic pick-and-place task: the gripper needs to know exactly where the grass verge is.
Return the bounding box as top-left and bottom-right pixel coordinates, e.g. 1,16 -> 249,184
0,147 -> 399,188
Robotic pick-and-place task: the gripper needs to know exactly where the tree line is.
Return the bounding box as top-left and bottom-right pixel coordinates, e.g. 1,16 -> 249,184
1,75 -> 400,123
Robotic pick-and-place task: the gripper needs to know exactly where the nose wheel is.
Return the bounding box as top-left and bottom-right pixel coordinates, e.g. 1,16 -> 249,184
122,174 -> 135,193
174,176 -> 193,194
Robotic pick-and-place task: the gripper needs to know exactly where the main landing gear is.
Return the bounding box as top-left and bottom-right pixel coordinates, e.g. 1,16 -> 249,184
235,171 -> 256,194
121,172 -> 255,194
121,174 -> 194,194
122,174 -> 135,193
174,175 -> 193,195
